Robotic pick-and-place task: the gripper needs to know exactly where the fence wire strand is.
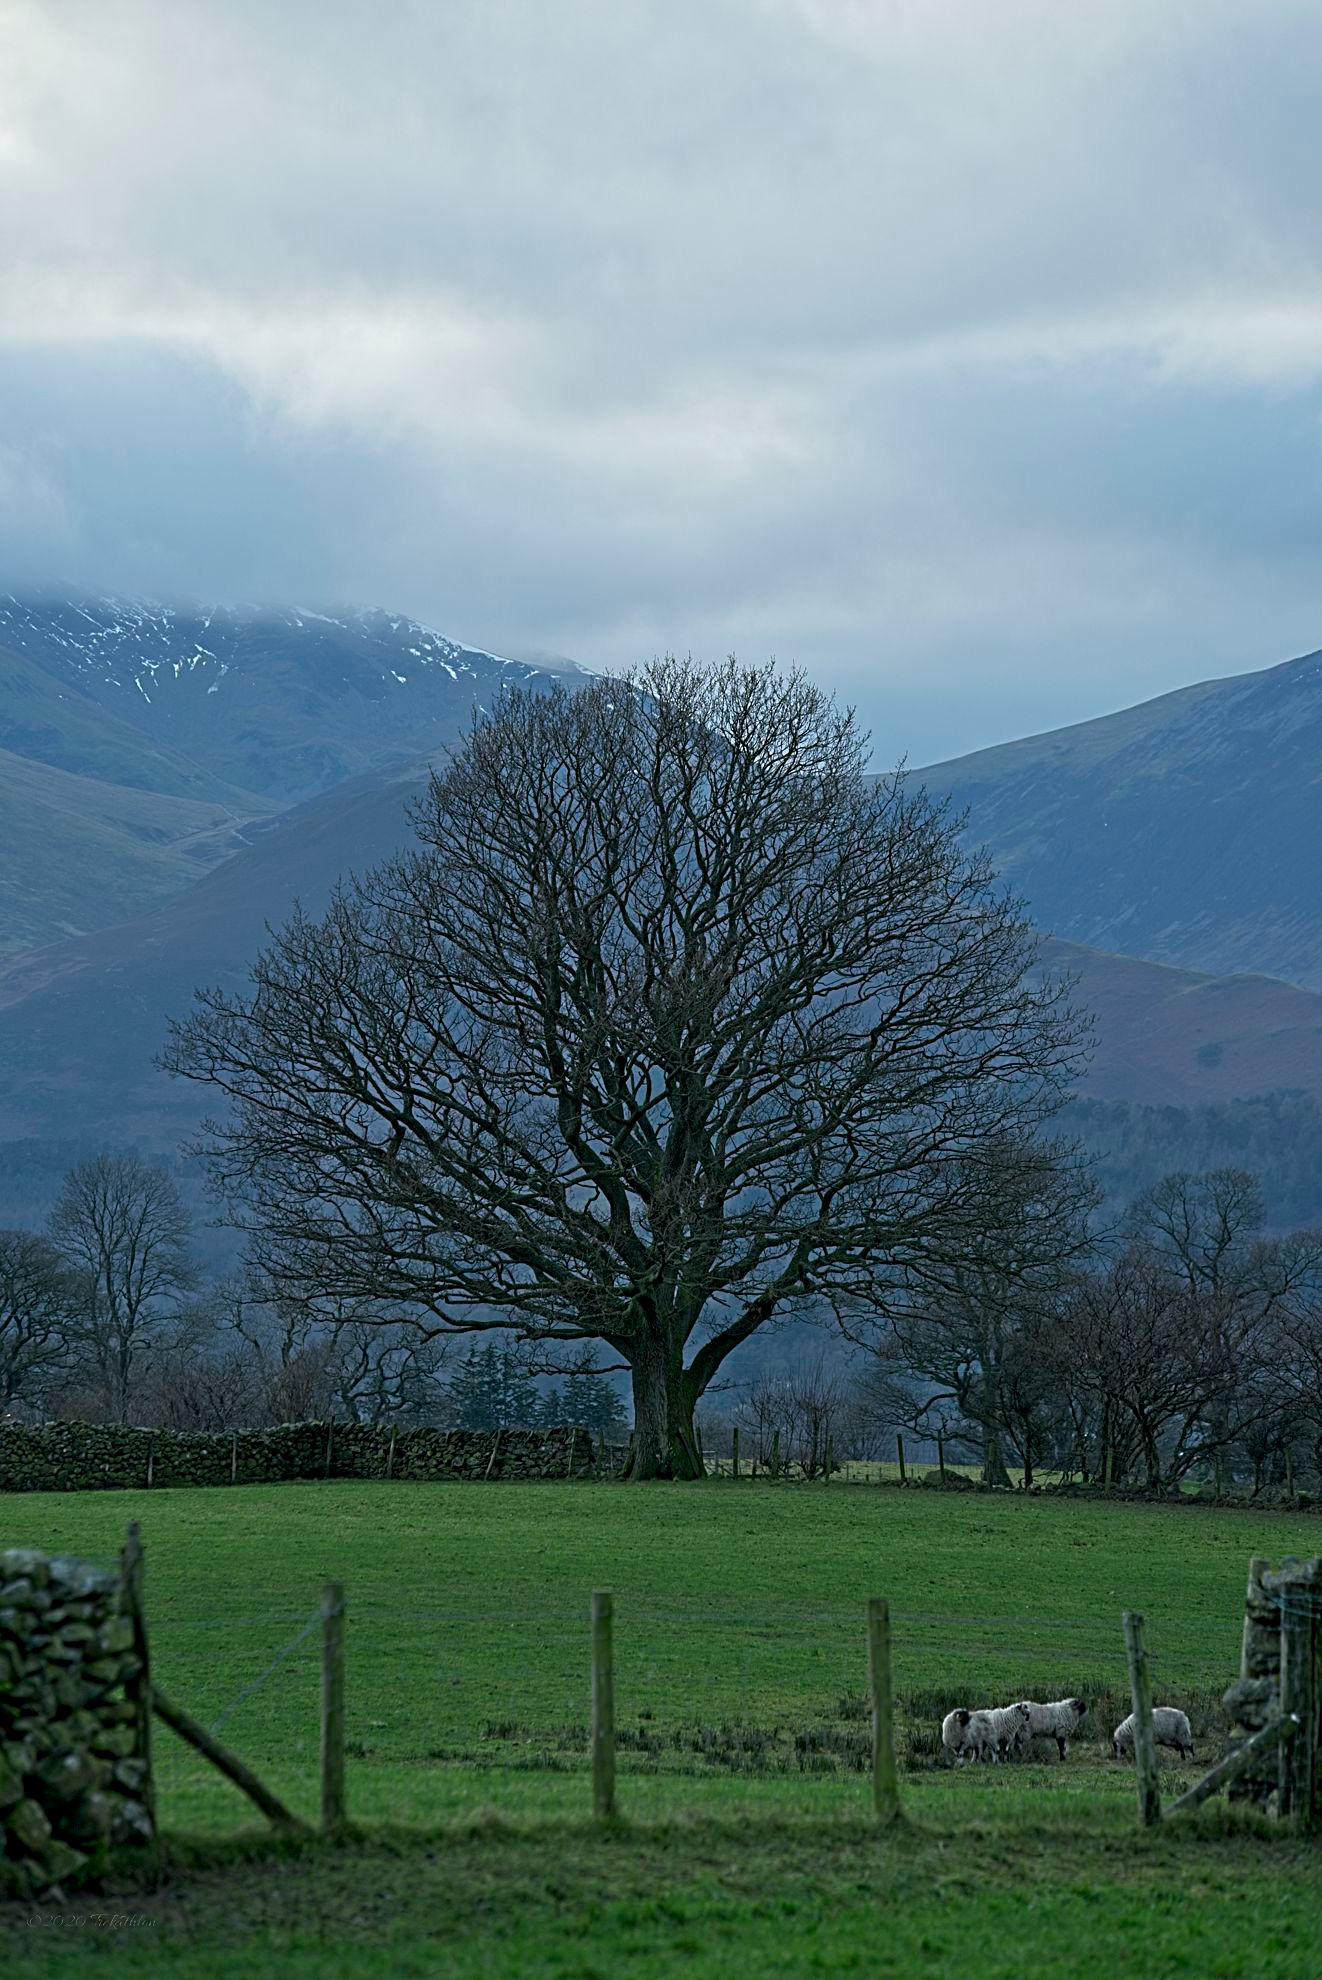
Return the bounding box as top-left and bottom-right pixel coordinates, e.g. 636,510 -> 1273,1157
209,1611 -> 321,1737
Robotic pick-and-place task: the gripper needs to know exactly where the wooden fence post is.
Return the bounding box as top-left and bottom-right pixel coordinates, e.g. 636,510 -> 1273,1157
1279,1592 -> 1317,1832
321,1580 -> 346,1836
119,1521 -> 155,1833
937,1436 -> 946,1484
230,1432 -> 238,1485
896,1434 -> 906,1486
732,1427 -> 740,1479
867,1597 -> 900,1824
323,1420 -> 334,1480
591,1590 -> 616,1820
146,1437 -> 154,1489
387,1427 -> 397,1480
1123,1610 -> 1161,1827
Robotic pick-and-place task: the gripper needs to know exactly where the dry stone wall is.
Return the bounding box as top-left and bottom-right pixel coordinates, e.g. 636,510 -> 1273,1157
0,1421 -> 596,1494
0,1548 -> 152,1897
1224,1554 -> 1321,1821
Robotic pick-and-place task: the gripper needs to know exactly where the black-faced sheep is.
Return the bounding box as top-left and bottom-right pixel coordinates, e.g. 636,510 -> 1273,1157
1112,1706 -> 1194,1761
1020,1697 -> 1088,1760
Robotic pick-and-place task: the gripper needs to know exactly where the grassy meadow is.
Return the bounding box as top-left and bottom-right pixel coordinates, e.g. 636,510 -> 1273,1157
2,1478 -> 1320,1974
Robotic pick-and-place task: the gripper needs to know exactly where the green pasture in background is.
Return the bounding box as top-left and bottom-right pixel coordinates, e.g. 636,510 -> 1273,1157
3,1481 -> 1321,1977
1,1479 -> 1315,1833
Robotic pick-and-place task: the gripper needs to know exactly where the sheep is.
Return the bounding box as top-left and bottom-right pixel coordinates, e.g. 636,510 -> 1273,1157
941,1707 -> 987,1764
975,1701 -> 1032,1762
1112,1706 -> 1194,1762
942,1700 -> 1032,1765
1019,1697 -> 1089,1761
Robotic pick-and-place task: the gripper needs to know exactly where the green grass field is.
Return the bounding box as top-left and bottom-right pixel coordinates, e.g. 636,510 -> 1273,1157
2,1479 -> 1320,1975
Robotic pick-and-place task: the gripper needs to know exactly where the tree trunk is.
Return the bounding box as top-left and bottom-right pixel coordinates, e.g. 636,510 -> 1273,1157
981,1427 -> 1012,1487
619,1337 -> 703,1481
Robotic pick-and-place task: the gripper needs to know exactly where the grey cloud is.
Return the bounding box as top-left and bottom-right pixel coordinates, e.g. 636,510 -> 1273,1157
2,1 -> 1322,764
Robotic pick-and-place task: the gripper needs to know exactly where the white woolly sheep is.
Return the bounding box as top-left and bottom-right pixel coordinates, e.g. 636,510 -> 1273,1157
978,1701 -> 1032,1762
1112,1706 -> 1194,1762
1020,1697 -> 1089,1761
941,1707 -> 987,1764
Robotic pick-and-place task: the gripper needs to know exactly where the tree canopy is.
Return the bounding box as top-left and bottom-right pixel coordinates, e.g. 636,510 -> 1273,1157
166,658 -> 1086,1477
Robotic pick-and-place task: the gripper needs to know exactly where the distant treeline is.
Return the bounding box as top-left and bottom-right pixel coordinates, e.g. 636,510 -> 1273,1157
1062,1091 -> 1322,1231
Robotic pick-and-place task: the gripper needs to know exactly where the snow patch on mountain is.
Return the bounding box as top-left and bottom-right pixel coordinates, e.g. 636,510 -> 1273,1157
0,593 -> 529,704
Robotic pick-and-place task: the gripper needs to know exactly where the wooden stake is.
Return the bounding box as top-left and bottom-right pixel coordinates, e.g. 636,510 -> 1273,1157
230,1432 -> 238,1485
1279,1592 -> 1316,1831
146,1439 -> 154,1489
896,1434 -> 906,1486
387,1427 -> 397,1480
867,1597 -> 899,1824
732,1427 -> 740,1479
483,1425 -> 503,1481
321,1580 -> 347,1836
324,1419 -> 334,1480
1123,1610 -> 1161,1827
118,1521 -> 155,1833
1168,1713 -> 1299,1817
591,1590 -> 616,1820
154,1688 -> 304,1830
937,1436 -> 946,1484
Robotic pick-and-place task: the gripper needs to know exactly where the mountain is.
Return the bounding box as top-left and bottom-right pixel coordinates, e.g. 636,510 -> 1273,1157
0,749 -> 1320,1161
0,748 -> 265,955
0,755 -> 442,1149
0,592 -> 575,953
0,636 -> 256,802
917,646 -> 1322,992
0,594 -> 563,803
1036,939 -> 1322,1108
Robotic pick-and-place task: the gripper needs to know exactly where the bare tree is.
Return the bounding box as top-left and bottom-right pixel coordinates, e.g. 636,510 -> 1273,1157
204,1278 -> 452,1426
166,659 -> 1085,1478
1052,1174 -> 1320,1490
734,1356 -> 849,1476
853,1145 -> 1094,1484
1264,1257 -> 1322,1485
137,1294 -> 262,1430
0,1230 -> 79,1414
47,1155 -> 194,1423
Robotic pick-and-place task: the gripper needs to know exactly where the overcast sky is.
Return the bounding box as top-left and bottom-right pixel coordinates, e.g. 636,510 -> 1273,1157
3,1 -> 1321,763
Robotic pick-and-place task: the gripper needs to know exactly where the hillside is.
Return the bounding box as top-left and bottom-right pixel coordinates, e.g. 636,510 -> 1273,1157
0,594 -> 562,803
918,646 -> 1322,992
0,747 -> 1319,1166
1036,938 -> 1322,1108
0,747 -> 266,955
0,592 -> 574,953
0,637 -> 256,802
0,755 -> 441,1149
